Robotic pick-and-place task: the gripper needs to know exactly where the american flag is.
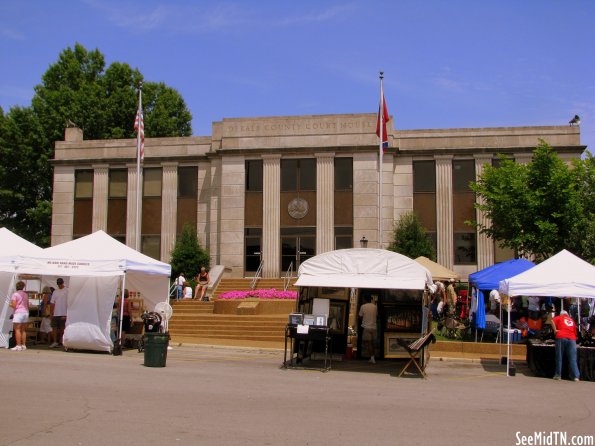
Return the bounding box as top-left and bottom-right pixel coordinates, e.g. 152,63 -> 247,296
134,105 -> 144,162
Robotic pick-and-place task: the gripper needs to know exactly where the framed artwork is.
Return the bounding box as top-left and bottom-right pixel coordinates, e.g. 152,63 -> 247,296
303,314 -> 316,326
319,287 -> 349,300
328,302 -> 346,333
384,333 -> 418,358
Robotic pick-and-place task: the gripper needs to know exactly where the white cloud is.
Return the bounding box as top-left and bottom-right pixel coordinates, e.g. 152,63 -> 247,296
83,1 -> 354,34
0,27 -> 24,40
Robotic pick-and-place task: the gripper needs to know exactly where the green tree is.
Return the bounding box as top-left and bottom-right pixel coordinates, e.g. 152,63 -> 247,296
470,140 -> 594,262
388,211 -> 436,260
0,106 -> 52,245
170,224 -> 210,279
0,43 -> 193,245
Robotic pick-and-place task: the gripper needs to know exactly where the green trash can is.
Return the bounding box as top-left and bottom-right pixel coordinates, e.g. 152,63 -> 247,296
143,333 -> 169,367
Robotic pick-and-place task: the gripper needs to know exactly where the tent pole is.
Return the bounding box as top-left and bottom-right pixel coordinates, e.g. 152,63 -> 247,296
506,297 -> 512,377
118,273 -> 127,347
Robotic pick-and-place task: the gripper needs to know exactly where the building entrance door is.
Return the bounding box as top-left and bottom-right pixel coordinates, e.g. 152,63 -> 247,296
281,236 -> 315,274
245,236 -> 262,275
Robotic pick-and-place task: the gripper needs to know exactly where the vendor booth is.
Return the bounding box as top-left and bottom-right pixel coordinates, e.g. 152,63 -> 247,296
468,258 -> 535,338
500,250 -> 595,379
290,249 -> 434,370
1,231 -> 171,352
0,228 -> 44,348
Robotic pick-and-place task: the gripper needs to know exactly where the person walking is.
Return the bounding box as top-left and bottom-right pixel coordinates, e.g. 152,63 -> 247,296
175,273 -> 186,301
359,296 -> 378,364
49,278 -> 68,348
551,310 -> 580,381
9,281 -> 29,351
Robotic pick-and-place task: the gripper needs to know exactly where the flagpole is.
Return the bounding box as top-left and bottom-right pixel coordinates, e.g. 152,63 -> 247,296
378,71 -> 384,249
135,82 -> 143,252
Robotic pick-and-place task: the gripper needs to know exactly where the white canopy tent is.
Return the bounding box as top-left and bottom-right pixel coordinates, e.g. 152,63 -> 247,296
4,231 -> 171,352
0,228 -> 44,348
499,249 -> 595,299
498,249 -> 595,377
295,248 -> 434,290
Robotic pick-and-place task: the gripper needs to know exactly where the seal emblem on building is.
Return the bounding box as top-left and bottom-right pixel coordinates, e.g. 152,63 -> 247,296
288,197 -> 309,219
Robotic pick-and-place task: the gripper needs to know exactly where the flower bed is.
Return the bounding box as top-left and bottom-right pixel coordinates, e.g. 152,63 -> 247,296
218,288 -> 297,300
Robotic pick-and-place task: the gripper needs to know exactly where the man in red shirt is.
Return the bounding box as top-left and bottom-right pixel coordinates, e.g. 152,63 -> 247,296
551,310 -> 580,381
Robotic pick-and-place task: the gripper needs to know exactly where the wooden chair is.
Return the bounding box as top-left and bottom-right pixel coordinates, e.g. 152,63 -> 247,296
396,330 -> 436,378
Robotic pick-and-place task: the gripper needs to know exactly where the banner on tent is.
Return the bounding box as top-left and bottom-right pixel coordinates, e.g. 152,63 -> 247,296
16,257 -> 125,277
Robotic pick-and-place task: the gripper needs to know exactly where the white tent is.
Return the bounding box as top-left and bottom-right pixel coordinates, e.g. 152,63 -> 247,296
0,228 -> 44,348
7,231 -> 171,352
498,249 -> 595,377
499,250 -> 595,299
295,248 -> 433,290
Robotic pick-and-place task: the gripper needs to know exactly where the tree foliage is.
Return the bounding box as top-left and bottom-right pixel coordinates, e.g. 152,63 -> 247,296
470,140 -> 594,263
169,224 -> 210,279
388,211 -> 436,261
0,43 -> 193,245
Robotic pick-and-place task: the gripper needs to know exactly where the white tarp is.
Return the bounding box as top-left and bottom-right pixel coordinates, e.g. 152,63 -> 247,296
499,249 -> 595,299
295,248 -> 433,290
1,230 -> 171,352
0,228 -> 44,348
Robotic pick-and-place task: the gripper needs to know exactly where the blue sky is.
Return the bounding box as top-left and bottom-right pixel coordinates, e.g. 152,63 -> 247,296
1,1 -> 594,154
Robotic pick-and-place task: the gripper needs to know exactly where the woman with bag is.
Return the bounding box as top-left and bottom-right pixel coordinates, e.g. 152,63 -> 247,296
9,281 -> 29,351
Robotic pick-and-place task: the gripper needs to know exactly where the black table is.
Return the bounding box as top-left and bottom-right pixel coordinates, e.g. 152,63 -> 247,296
526,342 -> 595,381
283,325 -> 332,372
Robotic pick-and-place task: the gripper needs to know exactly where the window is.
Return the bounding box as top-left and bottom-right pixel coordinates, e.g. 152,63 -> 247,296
142,168 -> 162,259
281,159 -> 315,192
246,160 -> 263,192
177,166 -> 198,233
335,226 -> 353,249
73,170 -> 93,238
452,160 -> 476,264
334,157 -> 353,191
107,169 -> 127,239
413,161 -> 437,253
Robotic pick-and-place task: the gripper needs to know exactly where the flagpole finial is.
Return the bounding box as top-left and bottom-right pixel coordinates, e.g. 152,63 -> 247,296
379,71 -> 384,80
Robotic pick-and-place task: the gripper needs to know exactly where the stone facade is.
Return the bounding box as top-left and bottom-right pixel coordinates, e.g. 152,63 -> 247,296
51,114 -> 584,278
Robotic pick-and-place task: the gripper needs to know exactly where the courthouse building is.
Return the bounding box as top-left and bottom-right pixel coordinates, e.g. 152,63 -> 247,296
51,113 -> 584,278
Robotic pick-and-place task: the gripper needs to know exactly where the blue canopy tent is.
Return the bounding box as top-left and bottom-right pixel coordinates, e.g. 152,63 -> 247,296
469,258 -> 535,341
469,258 -> 535,291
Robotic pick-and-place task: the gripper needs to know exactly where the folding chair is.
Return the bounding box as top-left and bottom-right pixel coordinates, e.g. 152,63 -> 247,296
396,330 -> 436,378
481,320 -> 501,343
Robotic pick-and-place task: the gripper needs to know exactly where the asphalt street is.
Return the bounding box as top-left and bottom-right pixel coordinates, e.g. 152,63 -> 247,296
0,344 -> 592,446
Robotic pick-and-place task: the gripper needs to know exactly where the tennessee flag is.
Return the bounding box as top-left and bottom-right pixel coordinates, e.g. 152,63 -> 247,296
376,94 -> 389,152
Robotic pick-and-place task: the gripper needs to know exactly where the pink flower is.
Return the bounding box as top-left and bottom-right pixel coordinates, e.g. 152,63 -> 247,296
218,288 -> 297,300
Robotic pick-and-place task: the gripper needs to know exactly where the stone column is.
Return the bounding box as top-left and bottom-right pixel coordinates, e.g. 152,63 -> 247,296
262,154 -> 281,278
380,152 -> 395,249
208,159 -> 222,265
126,164 -> 141,250
51,165 -> 75,246
219,156 -> 246,277
435,155 -> 453,269
316,152 -> 335,254
474,155 -> 494,270
160,162 -> 178,263
392,155 -> 413,223
353,152 -> 379,247
92,165 -> 109,233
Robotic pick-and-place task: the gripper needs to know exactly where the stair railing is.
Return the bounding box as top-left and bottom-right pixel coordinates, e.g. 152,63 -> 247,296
169,281 -> 178,299
283,261 -> 294,291
250,260 -> 264,290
